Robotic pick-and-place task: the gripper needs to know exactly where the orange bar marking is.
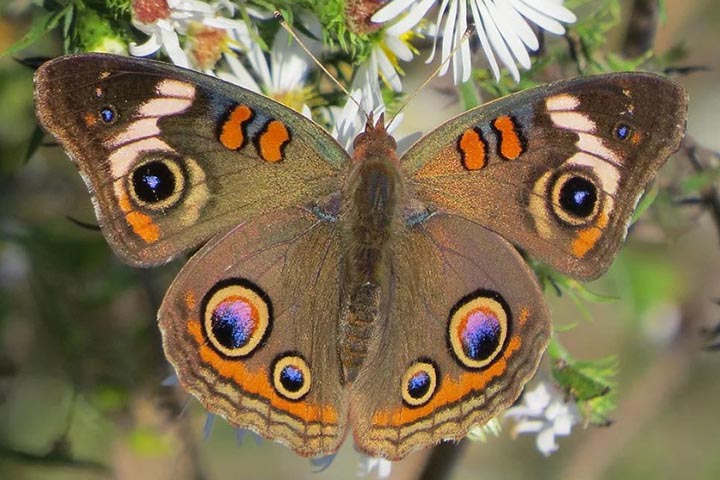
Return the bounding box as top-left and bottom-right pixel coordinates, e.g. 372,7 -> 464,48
372,335 -> 522,426
258,120 -> 290,163
187,320 -> 338,424
458,128 -> 487,170
571,212 -> 609,258
219,105 -> 253,150
118,193 -> 160,243
493,115 -> 524,160
126,211 -> 160,243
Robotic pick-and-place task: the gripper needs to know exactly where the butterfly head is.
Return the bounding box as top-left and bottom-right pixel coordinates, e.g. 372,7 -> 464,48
352,113 -> 398,163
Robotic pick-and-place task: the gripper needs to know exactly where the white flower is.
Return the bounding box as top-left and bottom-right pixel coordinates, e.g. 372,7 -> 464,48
220,22 -> 318,117
372,0 -> 576,83
129,0 -> 249,68
503,382 -> 580,456
350,18 -> 416,117
357,456 -> 392,479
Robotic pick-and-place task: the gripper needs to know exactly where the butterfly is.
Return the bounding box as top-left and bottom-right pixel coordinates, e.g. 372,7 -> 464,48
33,53 -> 687,460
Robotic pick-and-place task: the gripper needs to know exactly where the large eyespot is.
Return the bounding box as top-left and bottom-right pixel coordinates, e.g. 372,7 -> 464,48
271,353 -> 311,401
129,155 -> 186,210
549,170 -> 601,226
401,359 -> 438,407
201,279 -> 272,358
448,290 -> 510,369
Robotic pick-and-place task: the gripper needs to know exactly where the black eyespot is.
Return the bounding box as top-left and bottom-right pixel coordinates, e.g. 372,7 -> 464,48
132,160 -> 176,204
614,123 -> 631,140
401,360 -> 439,407
559,176 -> 597,218
271,353 -> 311,401
99,107 -> 116,123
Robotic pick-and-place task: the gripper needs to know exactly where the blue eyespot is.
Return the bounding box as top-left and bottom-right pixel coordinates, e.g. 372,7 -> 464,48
100,107 -> 116,123
615,123 -> 631,140
401,360 -> 438,406
280,365 -> 304,393
407,371 -> 431,399
271,354 -> 311,400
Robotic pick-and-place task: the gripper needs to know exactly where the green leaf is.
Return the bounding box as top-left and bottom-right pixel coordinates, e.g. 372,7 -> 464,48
549,338 -> 618,426
1,4 -> 72,57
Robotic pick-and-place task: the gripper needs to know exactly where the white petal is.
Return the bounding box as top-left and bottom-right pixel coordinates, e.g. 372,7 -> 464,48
452,0 -> 471,83
372,0 -> 416,23
129,32 -> 163,57
469,1 -> 500,80
221,53 -> 262,92
487,0 -> 532,67
553,414 -> 574,436
477,0 -> 520,81
301,104 -> 312,120
536,427 -> 559,456
383,0 -> 436,33
247,43 -> 271,89
520,0 -> 577,23
376,49 -> 403,92
507,0 -> 565,34
496,0 -> 539,50
426,0 -> 451,63
438,0 -> 459,76
159,29 -> 189,67
383,34 -> 413,62
514,419 -> 546,434
524,383 -> 552,411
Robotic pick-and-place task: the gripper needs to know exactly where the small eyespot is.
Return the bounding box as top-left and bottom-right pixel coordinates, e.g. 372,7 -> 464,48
549,170 -> 601,226
201,279 -> 272,358
271,353 -> 311,401
129,156 -> 186,210
614,123 -> 632,141
401,360 -> 438,407
99,106 -> 116,123
448,291 -> 510,369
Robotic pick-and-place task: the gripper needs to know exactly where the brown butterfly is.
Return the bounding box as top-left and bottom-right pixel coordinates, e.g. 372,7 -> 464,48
33,53 -> 687,460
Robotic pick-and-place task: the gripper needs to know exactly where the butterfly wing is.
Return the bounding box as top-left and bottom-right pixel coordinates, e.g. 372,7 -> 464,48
402,73 -> 687,279
349,213 -> 550,460
158,205 -> 348,457
34,54 -> 349,266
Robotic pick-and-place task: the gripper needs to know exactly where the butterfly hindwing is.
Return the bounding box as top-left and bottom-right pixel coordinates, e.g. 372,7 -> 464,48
349,212 -> 550,460
158,205 -> 348,457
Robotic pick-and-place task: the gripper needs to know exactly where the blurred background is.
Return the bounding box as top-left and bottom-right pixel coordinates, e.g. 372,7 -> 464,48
1,1 -> 719,479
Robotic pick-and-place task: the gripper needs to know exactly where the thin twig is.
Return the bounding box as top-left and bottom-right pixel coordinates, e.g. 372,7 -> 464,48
682,136 -> 720,242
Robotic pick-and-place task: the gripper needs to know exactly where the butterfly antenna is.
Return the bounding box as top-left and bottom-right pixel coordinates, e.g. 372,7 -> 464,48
386,25 -> 476,131
274,11 -> 368,121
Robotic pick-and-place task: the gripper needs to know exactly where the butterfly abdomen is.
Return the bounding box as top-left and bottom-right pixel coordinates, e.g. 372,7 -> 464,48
338,120 -> 406,383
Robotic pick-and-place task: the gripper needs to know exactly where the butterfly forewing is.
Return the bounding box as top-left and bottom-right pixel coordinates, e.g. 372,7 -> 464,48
34,54 -> 349,266
402,73 -> 688,279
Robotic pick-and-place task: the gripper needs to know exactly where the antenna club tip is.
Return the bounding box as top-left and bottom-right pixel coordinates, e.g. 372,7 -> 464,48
273,11 -> 286,23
